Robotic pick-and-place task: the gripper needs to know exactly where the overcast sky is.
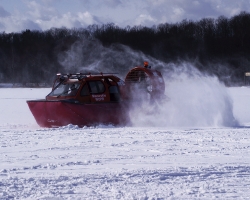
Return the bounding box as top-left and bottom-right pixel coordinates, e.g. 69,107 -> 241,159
0,0 -> 250,33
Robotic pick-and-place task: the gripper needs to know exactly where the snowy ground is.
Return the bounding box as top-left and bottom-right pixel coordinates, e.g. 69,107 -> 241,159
1,87 -> 250,199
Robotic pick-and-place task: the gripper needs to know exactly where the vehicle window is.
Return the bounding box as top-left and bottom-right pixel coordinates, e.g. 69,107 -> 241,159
49,83 -> 66,96
109,86 -> 120,102
68,83 -> 80,96
88,81 -> 105,94
48,82 -> 80,97
89,82 -> 98,93
80,84 -> 89,96
109,86 -> 119,93
97,81 -> 105,92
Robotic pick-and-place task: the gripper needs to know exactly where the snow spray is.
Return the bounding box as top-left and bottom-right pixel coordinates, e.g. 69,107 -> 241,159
58,40 -> 238,127
130,62 -> 238,127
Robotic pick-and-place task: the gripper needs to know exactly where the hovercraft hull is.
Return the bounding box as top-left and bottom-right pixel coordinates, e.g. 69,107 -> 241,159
27,100 -> 129,127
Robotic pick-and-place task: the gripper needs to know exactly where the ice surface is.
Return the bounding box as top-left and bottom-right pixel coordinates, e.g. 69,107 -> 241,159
0,87 -> 250,199
0,88 -> 51,127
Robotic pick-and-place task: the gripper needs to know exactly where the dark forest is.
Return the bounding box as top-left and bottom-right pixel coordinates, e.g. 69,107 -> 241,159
0,11 -> 250,86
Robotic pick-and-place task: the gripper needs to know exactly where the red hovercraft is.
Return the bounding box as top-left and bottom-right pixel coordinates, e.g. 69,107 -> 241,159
27,62 -> 165,127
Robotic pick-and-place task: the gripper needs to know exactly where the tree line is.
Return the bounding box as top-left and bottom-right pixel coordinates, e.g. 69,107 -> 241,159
0,11 -> 250,85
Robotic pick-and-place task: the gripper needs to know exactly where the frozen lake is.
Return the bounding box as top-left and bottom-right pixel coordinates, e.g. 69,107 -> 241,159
0,86 -> 250,199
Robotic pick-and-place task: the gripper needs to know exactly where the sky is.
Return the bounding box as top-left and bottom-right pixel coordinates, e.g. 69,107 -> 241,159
0,0 -> 250,33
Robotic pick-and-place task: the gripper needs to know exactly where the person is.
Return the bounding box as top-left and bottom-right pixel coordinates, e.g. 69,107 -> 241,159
68,84 -> 78,96
144,61 -> 151,69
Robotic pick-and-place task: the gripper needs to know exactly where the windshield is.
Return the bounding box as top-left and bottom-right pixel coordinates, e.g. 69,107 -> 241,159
48,82 -> 81,97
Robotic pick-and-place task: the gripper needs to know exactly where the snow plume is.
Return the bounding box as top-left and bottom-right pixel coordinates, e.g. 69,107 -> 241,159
58,40 -> 237,127
57,39 -> 160,77
130,62 -> 238,128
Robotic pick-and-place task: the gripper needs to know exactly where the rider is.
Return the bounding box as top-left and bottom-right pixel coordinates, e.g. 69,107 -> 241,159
144,61 -> 151,69
68,84 -> 78,96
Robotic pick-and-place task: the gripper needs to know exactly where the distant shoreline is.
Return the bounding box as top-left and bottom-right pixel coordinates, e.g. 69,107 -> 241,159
0,83 -> 51,88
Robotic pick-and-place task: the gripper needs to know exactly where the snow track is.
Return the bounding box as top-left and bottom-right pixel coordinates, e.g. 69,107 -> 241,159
1,125 -> 250,199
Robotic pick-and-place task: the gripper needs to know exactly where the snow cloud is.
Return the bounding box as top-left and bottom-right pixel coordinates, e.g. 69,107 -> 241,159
0,0 -> 249,32
129,62 -> 237,127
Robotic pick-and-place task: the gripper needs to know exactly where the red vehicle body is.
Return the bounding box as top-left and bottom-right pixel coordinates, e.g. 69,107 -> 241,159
27,65 -> 165,127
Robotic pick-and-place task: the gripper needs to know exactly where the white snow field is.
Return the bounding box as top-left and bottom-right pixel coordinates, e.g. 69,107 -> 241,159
1,85 -> 250,199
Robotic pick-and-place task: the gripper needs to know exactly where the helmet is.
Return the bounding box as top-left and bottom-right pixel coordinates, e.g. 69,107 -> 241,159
144,61 -> 148,66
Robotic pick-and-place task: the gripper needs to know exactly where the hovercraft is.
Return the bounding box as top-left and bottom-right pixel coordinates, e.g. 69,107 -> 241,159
27,62 -> 165,127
